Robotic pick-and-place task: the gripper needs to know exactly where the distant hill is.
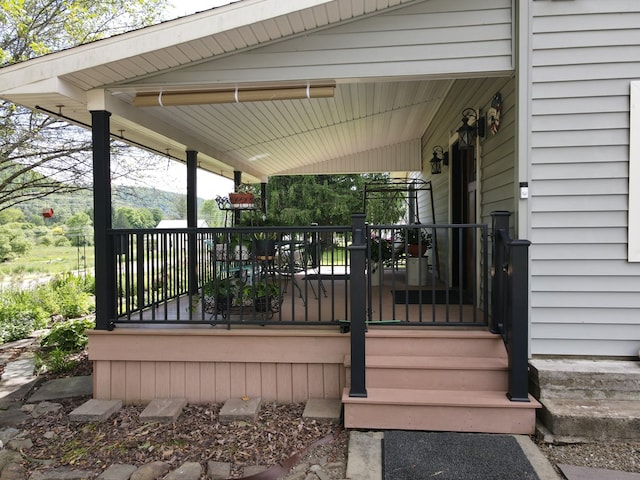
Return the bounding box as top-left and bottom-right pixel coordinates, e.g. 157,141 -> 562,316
16,186 -> 198,224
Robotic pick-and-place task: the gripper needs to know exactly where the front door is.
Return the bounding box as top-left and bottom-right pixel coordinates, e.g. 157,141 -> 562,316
451,142 -> 476,294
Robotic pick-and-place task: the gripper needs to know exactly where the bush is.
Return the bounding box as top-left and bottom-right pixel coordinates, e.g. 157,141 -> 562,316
40,318 -> 94,353
0,290 -> 49,343
33,274 -> 95,319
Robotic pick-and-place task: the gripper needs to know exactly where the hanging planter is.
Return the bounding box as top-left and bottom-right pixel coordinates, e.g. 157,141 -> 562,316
228,192 -> 255,208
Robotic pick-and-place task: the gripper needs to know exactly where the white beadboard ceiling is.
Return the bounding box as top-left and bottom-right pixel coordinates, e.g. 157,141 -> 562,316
0,0 -> 514,183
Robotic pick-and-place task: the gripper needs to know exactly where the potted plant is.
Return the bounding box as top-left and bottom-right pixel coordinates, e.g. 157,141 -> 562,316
203,276 -> 243,313
401,225 -> 431,257
229,184 -> 256,208
252,231 -> 278,257
243,281 -> 281,313
369,235 -> 392,285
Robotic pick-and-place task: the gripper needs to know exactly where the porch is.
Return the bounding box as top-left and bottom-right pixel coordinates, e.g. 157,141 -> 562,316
88,212 -> 539,434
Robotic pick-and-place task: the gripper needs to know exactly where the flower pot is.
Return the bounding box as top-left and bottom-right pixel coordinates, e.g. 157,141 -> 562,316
229,192 -> 255,208
254,296 -> 271,312
254,239 -> 276,257
407,244 -> 428,257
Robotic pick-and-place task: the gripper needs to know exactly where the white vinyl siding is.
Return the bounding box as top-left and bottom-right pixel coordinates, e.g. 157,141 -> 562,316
134,0 -> 514,87
529,1 -> 640,357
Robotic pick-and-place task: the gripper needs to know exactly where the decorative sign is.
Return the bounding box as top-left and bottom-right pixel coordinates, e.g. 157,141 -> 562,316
487,92 -> 503,135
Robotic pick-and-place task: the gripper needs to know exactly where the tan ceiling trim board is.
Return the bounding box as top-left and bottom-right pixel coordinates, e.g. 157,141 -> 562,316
133,85 -> 335,107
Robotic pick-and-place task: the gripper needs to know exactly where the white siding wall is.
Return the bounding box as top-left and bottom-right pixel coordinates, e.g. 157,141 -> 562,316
142,0 -> 514,85
529,0 -> 640,356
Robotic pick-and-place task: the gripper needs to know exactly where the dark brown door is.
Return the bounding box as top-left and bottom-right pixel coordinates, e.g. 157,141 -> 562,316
451,143 -> 476,293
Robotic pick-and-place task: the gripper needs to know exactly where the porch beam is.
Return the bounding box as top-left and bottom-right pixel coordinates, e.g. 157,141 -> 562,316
91,110 -> 115,330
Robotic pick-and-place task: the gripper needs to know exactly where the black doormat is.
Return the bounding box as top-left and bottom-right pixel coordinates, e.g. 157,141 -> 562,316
393,288 -> 471,304
383,431 -> 540,480
304,274 -> 349,280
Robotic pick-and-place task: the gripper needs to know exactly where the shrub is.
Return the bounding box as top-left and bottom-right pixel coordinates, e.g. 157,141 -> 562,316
40,318 -> 94,353
33,274 -> 95,319
0,290 -> 49,343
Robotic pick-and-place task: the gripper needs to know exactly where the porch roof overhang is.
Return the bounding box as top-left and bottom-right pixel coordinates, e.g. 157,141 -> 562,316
0,0 -> 514,183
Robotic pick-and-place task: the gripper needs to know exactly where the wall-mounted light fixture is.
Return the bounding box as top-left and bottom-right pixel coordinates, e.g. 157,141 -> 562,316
430,146 -> 449,175
457,108 -> 486,150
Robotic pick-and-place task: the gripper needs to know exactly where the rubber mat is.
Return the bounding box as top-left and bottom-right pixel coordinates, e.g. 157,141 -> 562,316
383,431 -> 540,480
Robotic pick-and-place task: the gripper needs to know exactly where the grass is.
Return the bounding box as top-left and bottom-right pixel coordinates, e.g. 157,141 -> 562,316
0,246 -> 94,280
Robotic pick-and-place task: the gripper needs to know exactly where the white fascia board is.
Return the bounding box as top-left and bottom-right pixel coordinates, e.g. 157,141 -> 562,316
3,77 -> 86,104
88,89 -> 264,180
0,0 -> 334,93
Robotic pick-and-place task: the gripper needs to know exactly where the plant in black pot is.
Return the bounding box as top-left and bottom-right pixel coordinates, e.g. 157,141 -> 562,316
203,276 -> 243,314
252,231 -> 278,258
244,281 -> 281,313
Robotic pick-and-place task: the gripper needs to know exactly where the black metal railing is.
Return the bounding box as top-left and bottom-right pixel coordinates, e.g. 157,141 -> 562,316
108,225 -> 352,328
490,211 -> 532,402
366,222 -> 489,326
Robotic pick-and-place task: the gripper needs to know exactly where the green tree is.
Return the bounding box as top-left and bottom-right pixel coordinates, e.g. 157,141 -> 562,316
0,0 -> 170,213
265,174 -> 405,226
0,208 -> 24,224
199,199 -> 225,227
0,224 -> 32,261
65,212 -> 93,246
113,206 -> 157,229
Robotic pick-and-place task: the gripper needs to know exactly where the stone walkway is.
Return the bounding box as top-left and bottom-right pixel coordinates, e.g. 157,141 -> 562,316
0,338 -> 352,480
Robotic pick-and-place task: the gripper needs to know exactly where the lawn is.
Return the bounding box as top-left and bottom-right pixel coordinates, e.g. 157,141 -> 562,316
0,245 -> 95,281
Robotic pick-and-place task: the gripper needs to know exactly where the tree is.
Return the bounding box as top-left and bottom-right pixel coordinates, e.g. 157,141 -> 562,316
0,0 -> 170,213
113,206 -> 157,229
65,212 -> 93,246
199,199 -> 225,227
265,174 -> 405,226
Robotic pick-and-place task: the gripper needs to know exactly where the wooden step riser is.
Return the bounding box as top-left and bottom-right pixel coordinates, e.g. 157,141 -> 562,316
365,338 -> 506,358
343,403 -> 536,435
346,367 -> 508,391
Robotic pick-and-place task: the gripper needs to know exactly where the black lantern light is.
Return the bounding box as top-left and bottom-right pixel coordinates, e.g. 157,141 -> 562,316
457,108 -> 486,150
430,146 -> 449,175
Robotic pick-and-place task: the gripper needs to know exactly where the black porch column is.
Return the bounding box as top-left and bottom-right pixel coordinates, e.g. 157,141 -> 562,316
186,150 -> 198,296
260,182 -> 267,216
233,170 -> 242,225
349,214 -> 367,398
91,110 -> 114,331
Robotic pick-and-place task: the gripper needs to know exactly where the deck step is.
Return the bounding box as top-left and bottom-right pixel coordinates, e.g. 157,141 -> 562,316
345,355 -> 508,390
342,387 -> 540,434
364,329 -> 506,357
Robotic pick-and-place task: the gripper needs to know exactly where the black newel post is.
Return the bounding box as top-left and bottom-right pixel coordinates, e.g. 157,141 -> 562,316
490,211 -> 510,334
91,110 -> 115,331
349,214 -> 367,398
507,238 -> 532,402
187,150 -> 198,298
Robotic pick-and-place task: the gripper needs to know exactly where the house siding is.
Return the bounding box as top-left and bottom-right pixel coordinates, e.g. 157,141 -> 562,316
137,0 -> 514,86
528,0 -> 640,356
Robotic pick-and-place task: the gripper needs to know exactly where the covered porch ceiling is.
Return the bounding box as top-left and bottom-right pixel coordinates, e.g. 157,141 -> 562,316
0,0 -> 514,183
